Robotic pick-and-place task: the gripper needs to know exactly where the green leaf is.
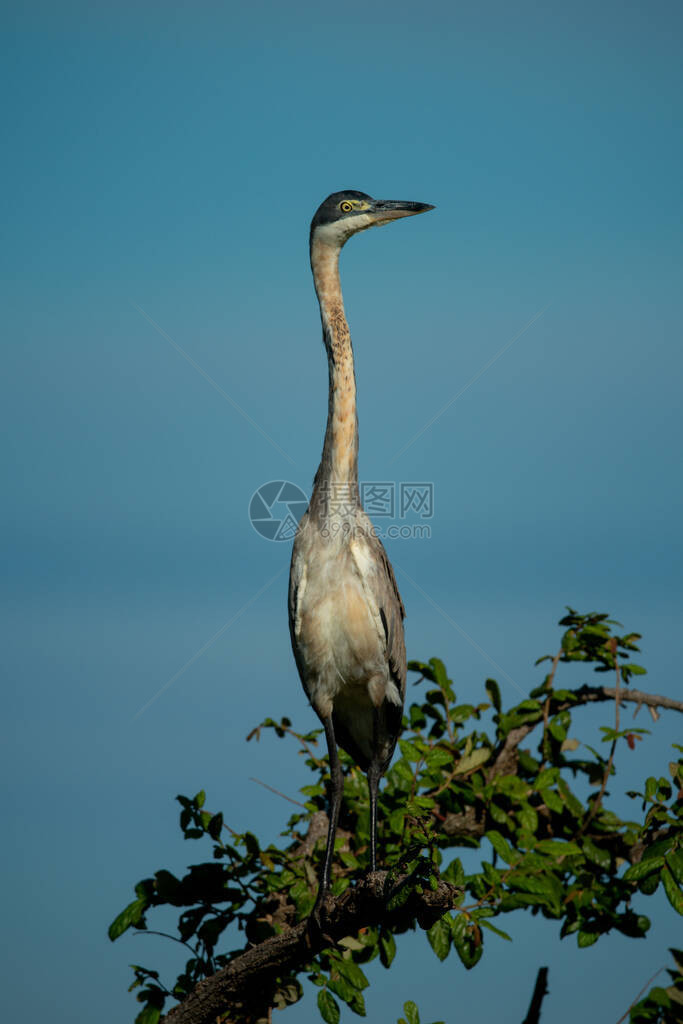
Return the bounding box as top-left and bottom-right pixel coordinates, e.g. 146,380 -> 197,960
427,914 -> 451,961
318,990 -> 340,1024
207,813 -> 223,840
154,869 -> 180,900
272,980 -> 303,1010
335,958 -> 368,991
387,880 -> 413,912
623,857 -> 664,882
426,748 -> 454,770
582,838 -> 611,871
668,849 -> 683,885
479,919 -> 512,941
662,865 -> 683,916
338,936 -> 365,952
517,699 -> 543,713
390,759 -> 415,785
540,788 -> 564,813
442,858 -> 465,886
638,873 -> 660,896
379,930 -> 397,968
486,830 -> 515,865
486,798 -> 505,821
399,739 -> 423,763
404,1001 -> 420,1024
536,768 -> 558,789
536,839 -> 581,858
429,657 -> 450,689
135,1008 -> 161,1024
108,897 -> 145,941
518,805 -> 538,833
648,987 -> 672,1008
349,991 -> 366,1016
451,914 -> 484,969
549,718 -> 567,741
485,679 -> 501,712
328,975 -> 360,1009
557,778 -> 583,817
508,872 -> 562,914
577,930 -> 599,948
454,747 -> 490,775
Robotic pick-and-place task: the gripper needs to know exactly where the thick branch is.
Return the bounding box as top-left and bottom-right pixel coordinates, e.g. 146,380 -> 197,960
161,873 -> 461,1024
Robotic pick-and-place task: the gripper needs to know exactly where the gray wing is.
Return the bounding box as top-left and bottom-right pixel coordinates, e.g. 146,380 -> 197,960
288,515 -> 309,691
349,526 -> 406,706
370,533 -> 407,704
354,530 -> 407,770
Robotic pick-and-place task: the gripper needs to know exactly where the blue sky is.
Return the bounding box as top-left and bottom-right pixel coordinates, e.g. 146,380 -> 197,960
2,1 -> 682,1021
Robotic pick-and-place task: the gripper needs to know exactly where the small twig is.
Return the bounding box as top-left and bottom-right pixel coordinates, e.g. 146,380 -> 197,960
441,678 -> 457,745
524,966 -> 548,1024
283,727 -> 326,769
521,966 -> 550,1024
596,686 -> 682,713
461,860 -> 517,913
134,929 -> 198,961
249,778 -> 307,808
426,752 -> 472,798
614,966 -> 666,1024
577,641 -> 620,838
614,643 -> 621,734
540,650 -> 562,767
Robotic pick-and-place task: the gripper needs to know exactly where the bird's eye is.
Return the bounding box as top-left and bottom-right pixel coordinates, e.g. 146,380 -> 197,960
340,201 -> 353,213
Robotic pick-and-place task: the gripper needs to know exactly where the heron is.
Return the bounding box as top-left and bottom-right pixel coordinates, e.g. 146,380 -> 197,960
288,190 -> 434,908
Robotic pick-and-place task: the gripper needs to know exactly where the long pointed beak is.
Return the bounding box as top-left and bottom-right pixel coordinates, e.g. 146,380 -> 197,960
370,199 -> 435,224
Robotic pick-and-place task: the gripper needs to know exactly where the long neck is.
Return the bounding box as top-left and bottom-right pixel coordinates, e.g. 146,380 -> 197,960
310,236 -> 359,513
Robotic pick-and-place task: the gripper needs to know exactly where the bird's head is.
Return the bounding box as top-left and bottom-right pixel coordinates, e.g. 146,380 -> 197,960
310,190 -> 434,250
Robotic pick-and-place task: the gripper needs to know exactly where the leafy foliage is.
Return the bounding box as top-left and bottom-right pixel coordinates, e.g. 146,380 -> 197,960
628,949 -> 683,1023
110,610 -> 683,1023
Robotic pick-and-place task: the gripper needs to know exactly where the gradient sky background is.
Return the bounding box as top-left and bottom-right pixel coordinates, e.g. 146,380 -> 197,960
2,1 -> 682,1021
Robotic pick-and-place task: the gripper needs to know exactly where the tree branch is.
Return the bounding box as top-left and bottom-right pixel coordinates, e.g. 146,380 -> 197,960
573,684 -> 682,714
442,683 -> 681,842
161,874 -> 461,1024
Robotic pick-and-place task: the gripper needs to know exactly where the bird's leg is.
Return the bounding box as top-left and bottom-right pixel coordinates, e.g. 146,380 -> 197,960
367,762 -> 382,873
317,715 -> 343,901
367,706 -> 382,874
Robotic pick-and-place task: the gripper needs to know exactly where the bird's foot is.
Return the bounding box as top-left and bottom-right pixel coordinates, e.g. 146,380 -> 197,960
307,889 -> 336,948
364,867 -> 388,899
